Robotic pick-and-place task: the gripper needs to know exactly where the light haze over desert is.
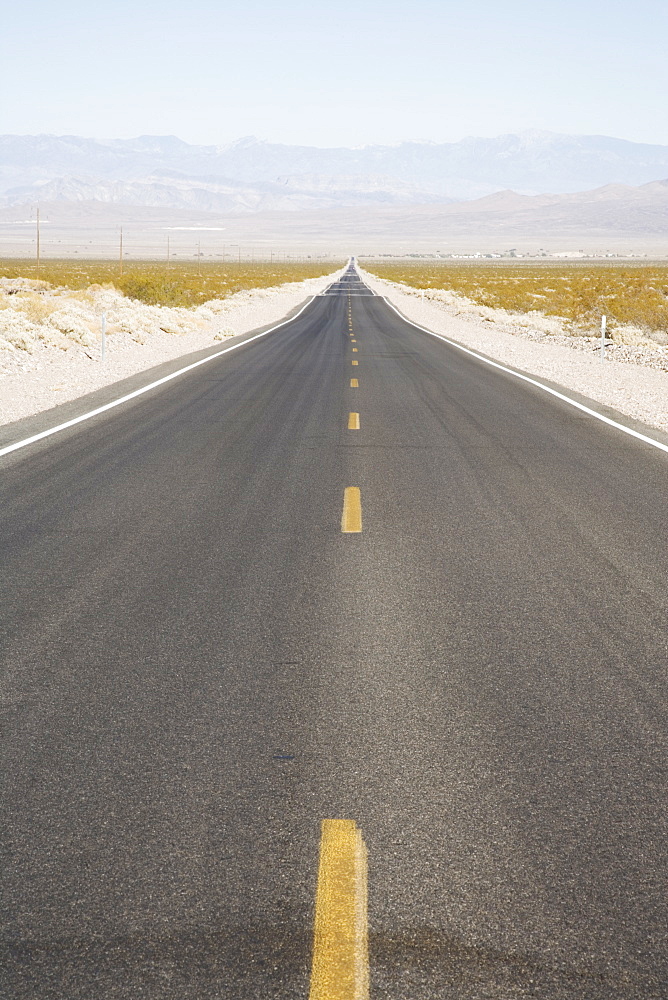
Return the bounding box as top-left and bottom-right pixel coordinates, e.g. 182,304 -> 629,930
1,0 -> 668,257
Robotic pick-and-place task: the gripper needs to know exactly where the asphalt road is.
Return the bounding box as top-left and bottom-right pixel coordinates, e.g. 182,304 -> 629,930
2,265 -> 667,999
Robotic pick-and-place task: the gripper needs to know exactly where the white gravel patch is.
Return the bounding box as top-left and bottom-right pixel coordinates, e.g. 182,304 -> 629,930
0,269 -> 342,426
360,269 -> 668,436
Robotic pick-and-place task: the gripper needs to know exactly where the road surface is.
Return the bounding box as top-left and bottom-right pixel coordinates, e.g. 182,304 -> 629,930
2,264 -> 667,998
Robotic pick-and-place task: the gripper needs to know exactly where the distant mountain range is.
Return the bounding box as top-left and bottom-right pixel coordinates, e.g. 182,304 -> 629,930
3,131 -> 668,212
0,171 -> 438,214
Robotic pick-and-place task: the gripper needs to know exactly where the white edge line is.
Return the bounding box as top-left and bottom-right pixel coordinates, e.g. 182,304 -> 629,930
0,295 -> 320,460
382,296 -> 668,456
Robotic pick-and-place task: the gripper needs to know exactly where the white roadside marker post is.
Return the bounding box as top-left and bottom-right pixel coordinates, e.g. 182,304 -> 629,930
601,314 -> 606,361
101,312 -> 106,362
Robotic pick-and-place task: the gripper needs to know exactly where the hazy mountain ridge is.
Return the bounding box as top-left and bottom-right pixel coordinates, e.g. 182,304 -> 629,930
3,132 -> 668,252
3,131 -> 668,209
3,177 -> 667,249
0,171 -> 441,213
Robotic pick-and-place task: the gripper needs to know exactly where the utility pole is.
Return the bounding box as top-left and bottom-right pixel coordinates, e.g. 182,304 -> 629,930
36,206 -> 41,277
197,240 -> 201,276
119,227 -> 123,276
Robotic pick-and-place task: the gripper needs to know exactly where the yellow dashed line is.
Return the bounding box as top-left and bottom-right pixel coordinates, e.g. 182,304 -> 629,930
348,412 -> 360,430
352,360 -> 358,366
350,378 -> 358,387
309,819 -> 369,1000
352,348 -> 358,352
341,488 -> 362,533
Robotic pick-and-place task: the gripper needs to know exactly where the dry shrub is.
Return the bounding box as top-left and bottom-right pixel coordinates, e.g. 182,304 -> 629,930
0,260 -> 341,307
10,292 -> 58,324
46,309 -> 95,347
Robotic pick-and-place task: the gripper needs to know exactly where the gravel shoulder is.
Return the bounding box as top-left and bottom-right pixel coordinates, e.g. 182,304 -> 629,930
360,269 -> 668,437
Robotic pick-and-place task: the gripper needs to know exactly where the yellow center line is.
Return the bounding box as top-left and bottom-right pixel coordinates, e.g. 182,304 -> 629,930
341,487 -> 362,532
348,412 -> 360,430
352,348 -> 358,352
350,378 -> 358,387
352,359 -> 358,365
309,819 -> 369,1000
351,339 -> 357,343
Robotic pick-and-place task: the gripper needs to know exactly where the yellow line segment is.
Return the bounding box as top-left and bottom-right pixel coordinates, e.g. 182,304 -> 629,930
350,378 -> 358,387
341,487 -> 362,533
352,348 -> 358,352
309,819 -> 369,1000
348,412 -> 360,430
351,360 -> 358,366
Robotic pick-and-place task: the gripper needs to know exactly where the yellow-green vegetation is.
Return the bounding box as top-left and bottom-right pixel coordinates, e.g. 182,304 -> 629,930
0,259 -> 341,308
364,261 -> 668,337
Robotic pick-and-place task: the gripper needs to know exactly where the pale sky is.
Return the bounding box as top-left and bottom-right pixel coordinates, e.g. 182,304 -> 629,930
2,0 -> 667,147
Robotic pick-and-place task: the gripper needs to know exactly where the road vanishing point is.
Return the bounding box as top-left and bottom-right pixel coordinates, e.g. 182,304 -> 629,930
1,263 -> 667,999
